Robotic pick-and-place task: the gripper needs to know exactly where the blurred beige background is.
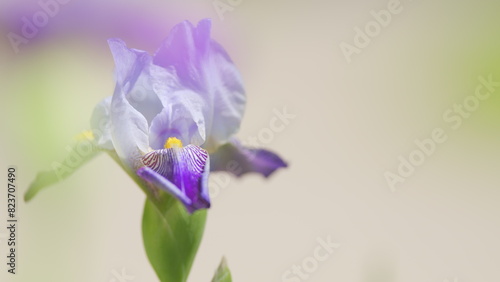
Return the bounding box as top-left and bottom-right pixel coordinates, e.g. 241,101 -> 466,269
1,0 -> 500,281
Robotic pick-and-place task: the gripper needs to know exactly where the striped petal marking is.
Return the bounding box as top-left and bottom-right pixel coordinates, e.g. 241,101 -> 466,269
139,137 -> 210,212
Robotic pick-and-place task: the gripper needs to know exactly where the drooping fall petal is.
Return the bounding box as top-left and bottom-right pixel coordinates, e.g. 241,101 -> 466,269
138,144 -> 210,213
210,139 -> 288,177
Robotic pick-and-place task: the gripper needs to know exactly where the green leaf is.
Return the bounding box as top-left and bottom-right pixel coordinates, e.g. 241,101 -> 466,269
212,257 -> 232,282
142,195 -> 207,282
25,132 -> 100,202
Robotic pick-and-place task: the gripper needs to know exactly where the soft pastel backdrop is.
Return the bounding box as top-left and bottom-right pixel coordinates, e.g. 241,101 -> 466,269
0,0 -> 499,281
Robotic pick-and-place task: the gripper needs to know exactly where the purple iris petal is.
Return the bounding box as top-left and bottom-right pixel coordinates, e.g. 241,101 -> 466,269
137,145 -> 210,213
153,19 -> 246,151
153,20 -> 207,91
108,38 -> 150,92
210,139 -> 288,178
110,84 -> 150,169
137,166 -> 193,207
108,38 -> 165,125
148,90 -> 206,150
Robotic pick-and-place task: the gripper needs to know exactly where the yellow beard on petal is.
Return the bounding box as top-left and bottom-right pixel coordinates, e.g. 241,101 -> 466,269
75,130 -> 94,141
164,137 -> 183,149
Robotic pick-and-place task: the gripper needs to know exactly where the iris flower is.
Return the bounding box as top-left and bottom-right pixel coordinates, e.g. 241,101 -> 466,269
28,19 -> 287,213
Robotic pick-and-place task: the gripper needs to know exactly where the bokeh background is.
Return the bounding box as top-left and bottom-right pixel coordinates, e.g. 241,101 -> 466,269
1,0 -> 500,281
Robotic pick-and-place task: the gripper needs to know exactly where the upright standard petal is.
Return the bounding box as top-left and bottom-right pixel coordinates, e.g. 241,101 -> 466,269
138,141 -> 210,213
154,20 -> 205,91
108,38 -> 150,92
108,39 -> 159,169
153,19 -> 246,151
210,139 -> 288,177
149,88 -> 207,150
108,38 -> 167,126
124,65 -> 165,125
203,39 -> 246,150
